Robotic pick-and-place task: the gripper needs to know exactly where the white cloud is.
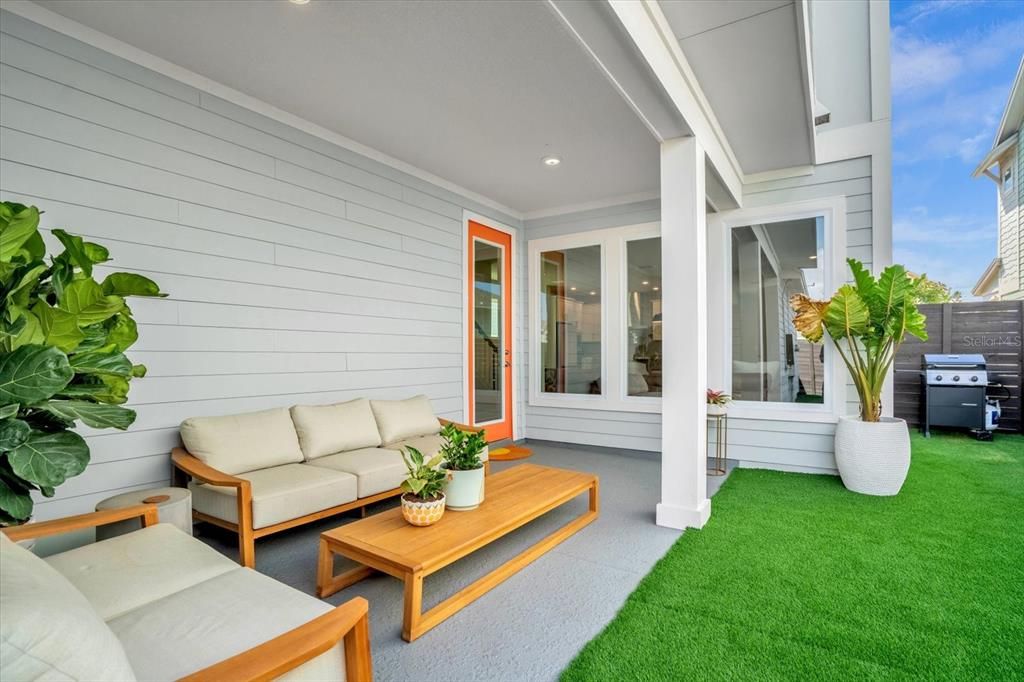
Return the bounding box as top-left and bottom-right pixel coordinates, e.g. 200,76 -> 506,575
897,0 -> 975,24
893,209 -> 994,244
891,29 -> 962,96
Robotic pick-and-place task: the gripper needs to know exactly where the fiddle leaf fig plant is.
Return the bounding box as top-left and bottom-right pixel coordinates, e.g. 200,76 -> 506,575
0,201 -> 166,525
790,258 -> 927,422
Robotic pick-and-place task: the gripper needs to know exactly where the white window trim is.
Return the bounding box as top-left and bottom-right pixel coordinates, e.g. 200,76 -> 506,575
528,222 -> 662,414
708,197 -> 848,423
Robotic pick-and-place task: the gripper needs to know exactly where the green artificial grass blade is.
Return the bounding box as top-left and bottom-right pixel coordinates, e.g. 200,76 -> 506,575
563,432 -> 1024,680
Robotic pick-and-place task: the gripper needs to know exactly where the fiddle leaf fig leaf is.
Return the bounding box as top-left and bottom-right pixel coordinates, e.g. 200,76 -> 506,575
39,400 -> 136,430
0,203 -> 40,262
58,374 -> 130,404
0,479 -> 33,524
0,345 -> 73,404
83,242 -> 110,264
101,272 -> 166,298
60,279 -> 125,326
0,418 -> 30,451
69,350 -> 132,377
106,313 -> 138,352
52,229 -> 94,276
0,404 -> 19,420
33,301 -> 85,353
8,429 -> 89,488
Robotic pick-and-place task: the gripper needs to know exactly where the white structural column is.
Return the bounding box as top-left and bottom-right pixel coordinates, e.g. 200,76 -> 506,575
657,136 -> 710,530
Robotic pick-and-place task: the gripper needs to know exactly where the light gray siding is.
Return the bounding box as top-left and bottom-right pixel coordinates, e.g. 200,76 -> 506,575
997,129 -> 1022,300
0,10 -> 521,521
523,200 -> 662,451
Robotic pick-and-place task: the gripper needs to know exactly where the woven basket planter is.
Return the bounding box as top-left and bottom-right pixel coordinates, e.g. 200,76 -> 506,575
834,416 -> 911,496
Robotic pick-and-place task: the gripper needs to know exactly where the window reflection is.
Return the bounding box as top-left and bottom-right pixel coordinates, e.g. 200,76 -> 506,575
540,245 -> 602,395
626,238 -> 662,397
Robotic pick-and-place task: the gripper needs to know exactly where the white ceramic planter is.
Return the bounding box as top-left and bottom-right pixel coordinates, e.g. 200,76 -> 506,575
443,466 -> 485,511
834,415 -> 911,496
707,404 -> 728,416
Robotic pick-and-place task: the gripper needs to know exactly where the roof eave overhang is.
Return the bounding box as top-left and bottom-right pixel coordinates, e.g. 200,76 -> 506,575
972,132 -> 1018,181
972,258 -> 1002,297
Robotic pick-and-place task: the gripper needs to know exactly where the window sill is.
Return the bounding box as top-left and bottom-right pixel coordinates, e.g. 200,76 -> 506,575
528,395 -> 662,414
726,403 -> 841,423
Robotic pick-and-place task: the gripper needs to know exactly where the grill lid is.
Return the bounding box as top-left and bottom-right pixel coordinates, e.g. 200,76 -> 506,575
922,354 -> 986,369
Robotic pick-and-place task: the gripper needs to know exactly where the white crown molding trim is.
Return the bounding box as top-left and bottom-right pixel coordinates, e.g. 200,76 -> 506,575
521,190 -> 661,221
0,0 -> 525,220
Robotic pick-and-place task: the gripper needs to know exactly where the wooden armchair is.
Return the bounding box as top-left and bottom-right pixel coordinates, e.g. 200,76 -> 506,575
2,506 -> 373,682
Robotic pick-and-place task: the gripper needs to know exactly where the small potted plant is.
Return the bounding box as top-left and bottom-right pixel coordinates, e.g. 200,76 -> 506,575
706,389 -> 732,416
399,446 -> 447,526
440,423 -> 487,511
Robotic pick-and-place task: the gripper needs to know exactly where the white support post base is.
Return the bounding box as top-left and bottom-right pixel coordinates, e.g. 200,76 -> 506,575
657,136 -> 711,531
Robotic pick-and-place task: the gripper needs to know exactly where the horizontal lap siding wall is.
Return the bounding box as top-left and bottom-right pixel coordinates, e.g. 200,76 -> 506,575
0,11 -> 520,521
739,156 -> 874,472
523,200 -> 662,451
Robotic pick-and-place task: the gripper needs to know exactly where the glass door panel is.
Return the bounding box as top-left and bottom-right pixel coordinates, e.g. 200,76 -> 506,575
473,240 -> 503,423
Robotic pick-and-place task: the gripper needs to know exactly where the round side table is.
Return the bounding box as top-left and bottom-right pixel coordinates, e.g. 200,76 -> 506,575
95,486 -> 193,541
706,412 -> 728,476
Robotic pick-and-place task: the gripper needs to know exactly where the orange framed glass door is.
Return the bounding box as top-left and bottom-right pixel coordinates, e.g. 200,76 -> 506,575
467,220 -> 513,442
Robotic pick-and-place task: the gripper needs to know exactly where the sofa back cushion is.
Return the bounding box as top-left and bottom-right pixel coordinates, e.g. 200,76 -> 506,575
180,407 -> 304,475
0,532 -> 138,682
291,399 -> 382,460
370,395 -> 440,445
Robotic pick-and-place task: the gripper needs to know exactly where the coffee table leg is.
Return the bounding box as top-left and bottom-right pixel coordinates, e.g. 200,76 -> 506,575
402,571 -> 424,642
318,539 -> 377,598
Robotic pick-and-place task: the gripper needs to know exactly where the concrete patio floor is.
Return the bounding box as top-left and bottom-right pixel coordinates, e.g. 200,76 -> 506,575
196,443 -> 733,681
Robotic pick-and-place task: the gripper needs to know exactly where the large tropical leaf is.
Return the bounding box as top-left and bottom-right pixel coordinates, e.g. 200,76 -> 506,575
60,279 -> 125,326
39,400 -> 136,430
888,301 -> 929,343
69,350 -> 132,377
6,263 -> 46,308
52,229 -> 96,276
875,264 -> 915,323
105,313 -> 139,352
0,404 -> 19,420
0,344 -> 73,404
7,307 -> 43,350
790,293 -> 829,343
0,203 -> 40,262
0,478 -> 33,524
33,300 -> 85,353
8,429 -> 89,488
58,374 -> 130,404
0,418 -> 30,450
847,259 -> 878,311
823,285 -> 870,340
101,272 -> 166,298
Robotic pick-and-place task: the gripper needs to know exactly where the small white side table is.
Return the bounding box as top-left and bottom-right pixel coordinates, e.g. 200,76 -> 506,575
95,486 -> 192,541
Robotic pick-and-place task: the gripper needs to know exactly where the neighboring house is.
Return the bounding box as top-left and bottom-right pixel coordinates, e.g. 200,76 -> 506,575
972,57 -> 1024,300
0,0 -> 890,531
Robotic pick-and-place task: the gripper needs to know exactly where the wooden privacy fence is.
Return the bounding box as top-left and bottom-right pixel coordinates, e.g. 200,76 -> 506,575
894,300 -> 1024,433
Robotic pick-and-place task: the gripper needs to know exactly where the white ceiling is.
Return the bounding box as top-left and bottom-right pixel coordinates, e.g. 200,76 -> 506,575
36,0 -> 660,214
660,0 -> 813,174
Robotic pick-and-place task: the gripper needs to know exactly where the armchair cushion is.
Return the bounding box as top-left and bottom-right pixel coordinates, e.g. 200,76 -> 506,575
291,399 -> 382,460
306,447 -> 407,498
0,532 -> 137,682
109,567 -> 344,682
370,395 -> 440,444
180,407 -> 304,475
191,463 -> 357,529
44,523 -> 237,620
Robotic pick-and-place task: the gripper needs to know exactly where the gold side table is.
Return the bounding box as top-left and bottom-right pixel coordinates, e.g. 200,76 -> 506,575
707,412 -> 728,476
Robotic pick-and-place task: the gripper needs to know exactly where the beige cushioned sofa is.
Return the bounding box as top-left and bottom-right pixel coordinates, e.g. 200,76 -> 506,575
173,395 -> 487,567
0,505 -> 371,682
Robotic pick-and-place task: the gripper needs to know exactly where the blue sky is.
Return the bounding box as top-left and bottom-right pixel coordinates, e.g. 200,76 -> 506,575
890,0 -> 1024,297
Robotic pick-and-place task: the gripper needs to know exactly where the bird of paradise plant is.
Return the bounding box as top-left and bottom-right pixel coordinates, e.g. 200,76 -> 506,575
790,259 -> 927,422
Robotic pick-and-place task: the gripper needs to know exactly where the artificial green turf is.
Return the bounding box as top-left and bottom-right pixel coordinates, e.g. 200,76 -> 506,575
563,432 -> 1024,680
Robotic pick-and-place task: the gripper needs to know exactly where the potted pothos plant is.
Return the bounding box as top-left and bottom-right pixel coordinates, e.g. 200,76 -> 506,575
706,389 -> 732,416
0,202 -> 165,525
439,422 -> 487,511
399,446 -> 446,526
790,258 -> 927,495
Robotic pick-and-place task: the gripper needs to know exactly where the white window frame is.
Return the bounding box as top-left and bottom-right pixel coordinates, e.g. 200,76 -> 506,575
528,222 -> 661,413
708,197 -> 847,423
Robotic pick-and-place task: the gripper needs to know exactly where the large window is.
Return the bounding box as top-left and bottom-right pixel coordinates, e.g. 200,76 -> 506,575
539,245 -> 602,395
529,223 -> 660,412
711,198 -> 846,421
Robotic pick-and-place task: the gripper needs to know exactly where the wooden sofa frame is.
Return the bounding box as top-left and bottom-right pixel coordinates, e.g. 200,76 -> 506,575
2,505 -> 373,682
172,418 -> 488,568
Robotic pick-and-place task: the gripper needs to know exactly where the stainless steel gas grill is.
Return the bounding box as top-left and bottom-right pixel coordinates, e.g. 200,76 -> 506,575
921,354 -> 988,437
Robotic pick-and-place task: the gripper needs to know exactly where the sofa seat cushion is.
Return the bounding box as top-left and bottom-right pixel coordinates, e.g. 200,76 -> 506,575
191,463 -> 357,529
109,568 -> 344,682
181,407 -> 305,475
44,523 -> 237,621
306,447 -> 406,498
370,395 -> 440,444
393,433 -> 489,464
291,398 -> 383,460
0,532 -> 137,682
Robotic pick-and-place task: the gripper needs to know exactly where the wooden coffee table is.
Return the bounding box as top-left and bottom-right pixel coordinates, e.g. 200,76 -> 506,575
317,463 -> 599,641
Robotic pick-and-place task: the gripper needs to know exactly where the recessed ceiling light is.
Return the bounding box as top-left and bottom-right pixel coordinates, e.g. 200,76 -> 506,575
589,291 -> 597,296
653,286 -> 660,291
570,286 -> 577,291
542,156 -> 562,167
289,0 -> 310,4
642,281 -> 649,286
809,255 -> 817,260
